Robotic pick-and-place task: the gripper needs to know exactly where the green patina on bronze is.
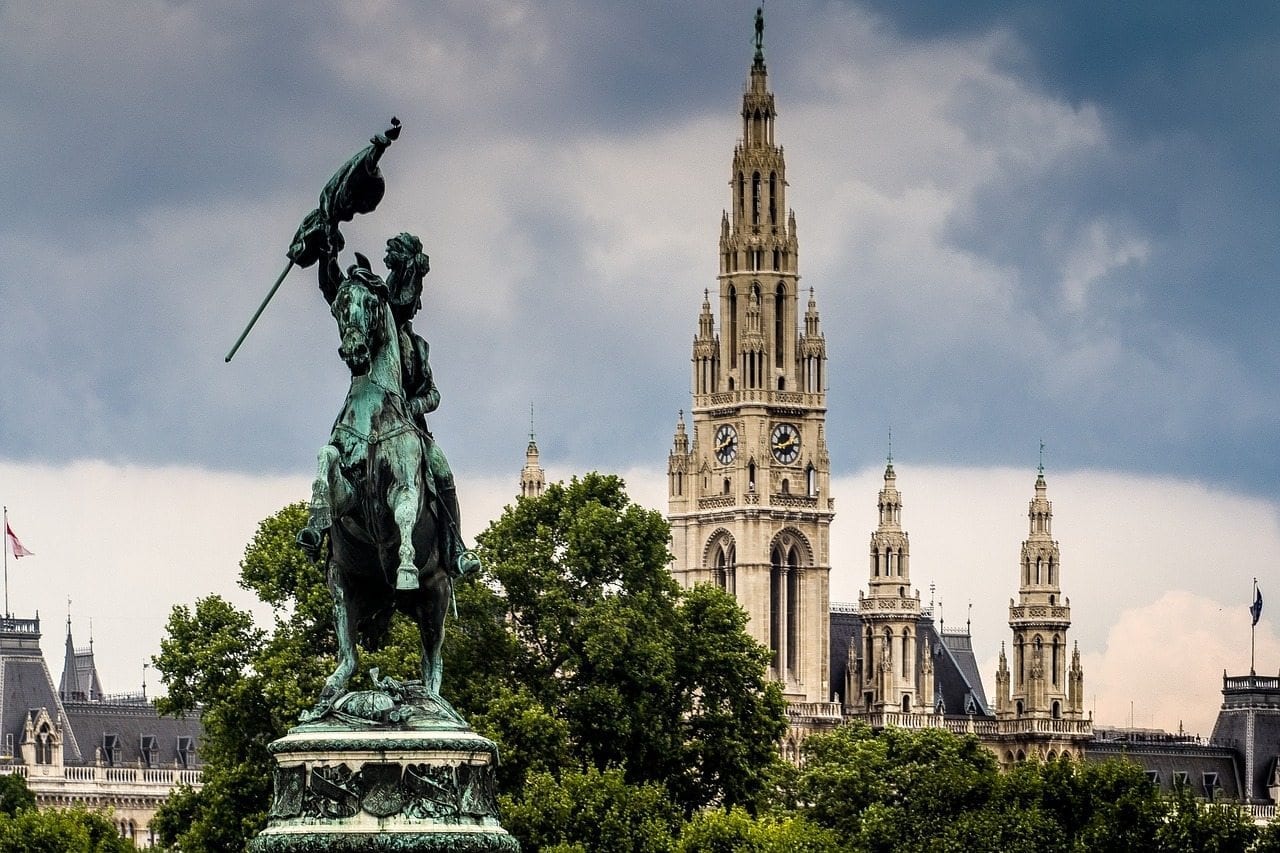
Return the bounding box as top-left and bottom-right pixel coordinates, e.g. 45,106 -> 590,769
250,833 -> 520,852
245,120 -> 517,851
268,118 -> 482,721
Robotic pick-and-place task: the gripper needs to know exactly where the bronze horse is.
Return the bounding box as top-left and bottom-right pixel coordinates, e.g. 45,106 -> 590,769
305,270 -> 451,714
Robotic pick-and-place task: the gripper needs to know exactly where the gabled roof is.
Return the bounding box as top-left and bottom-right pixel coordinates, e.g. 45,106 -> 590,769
828,606 -> 994,719
0,617 -> 82,763
935,628 -> 991,716
58,619 -> 103,703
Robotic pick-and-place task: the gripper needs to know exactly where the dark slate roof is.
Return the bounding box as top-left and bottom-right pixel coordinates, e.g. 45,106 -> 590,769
63,701 -> 201,769
936,628 -> 991,715
829,606 -> 858,705
0,618 -> 83,764
0,615 -> 202,769
1085,730 -> 1243,801
1208,673 -> 1280,801
828,605 -> 993,718
59,630 -> 103,703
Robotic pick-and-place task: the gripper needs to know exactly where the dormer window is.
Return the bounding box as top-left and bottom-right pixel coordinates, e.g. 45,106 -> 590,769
177,736 -> 195,769
103,734 -> 121,767
140,735 -> 158,768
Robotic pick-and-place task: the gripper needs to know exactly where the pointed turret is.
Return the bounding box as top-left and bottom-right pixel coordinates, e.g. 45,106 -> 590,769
995,455 -> 1090,760
58,617 -> 103,703
519,412 -> 546,500
855,458 -> 927,714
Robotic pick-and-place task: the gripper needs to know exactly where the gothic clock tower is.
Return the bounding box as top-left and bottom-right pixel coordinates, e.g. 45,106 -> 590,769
668,12 -> 833,704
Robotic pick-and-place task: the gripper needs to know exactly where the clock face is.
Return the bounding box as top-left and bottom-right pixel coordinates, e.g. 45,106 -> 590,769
771,423 -> 801,464
714,424 -> 738,465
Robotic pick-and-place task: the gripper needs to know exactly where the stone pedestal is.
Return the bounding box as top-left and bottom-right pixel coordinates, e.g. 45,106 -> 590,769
250,726 -> 519,852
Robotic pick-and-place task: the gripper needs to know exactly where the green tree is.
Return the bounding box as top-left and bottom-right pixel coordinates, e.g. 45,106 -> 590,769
1154,784 -> 1255,853
152,477 -> 787,851
501,767 -> 680,853
152,504 -> 434,851
677,807 -> 841,853
470,473 -> 787,815
0,773 -> 34,817
0,806 -> 135,852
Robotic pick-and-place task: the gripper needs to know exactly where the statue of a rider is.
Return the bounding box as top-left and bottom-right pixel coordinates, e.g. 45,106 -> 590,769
290,120 -> 478,581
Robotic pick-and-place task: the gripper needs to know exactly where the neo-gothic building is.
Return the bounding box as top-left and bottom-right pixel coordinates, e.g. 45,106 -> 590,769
651,11 -> 1280,814
666,22 -> 833,706
0,615 -> 203,846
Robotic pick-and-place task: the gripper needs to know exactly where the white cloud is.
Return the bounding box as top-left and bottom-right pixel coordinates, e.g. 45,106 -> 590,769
3,457 -> 1277,739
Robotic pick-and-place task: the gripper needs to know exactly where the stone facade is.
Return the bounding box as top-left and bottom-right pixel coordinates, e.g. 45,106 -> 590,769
991,470 -> 1092,763
0,616 -> 202,847
666,28 -> 833,707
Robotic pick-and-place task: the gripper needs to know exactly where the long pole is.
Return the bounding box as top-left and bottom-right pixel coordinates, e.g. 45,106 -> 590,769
1252,577 -> 1258,676
224,259 -> 295,363
3,506 -> 8,619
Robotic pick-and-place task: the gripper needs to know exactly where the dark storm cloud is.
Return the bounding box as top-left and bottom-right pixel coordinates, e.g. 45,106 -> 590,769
0,1 -> 1277,505
831,0 -> 1280,492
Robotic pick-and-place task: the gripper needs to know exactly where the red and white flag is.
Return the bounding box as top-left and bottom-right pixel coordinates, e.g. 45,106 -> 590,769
5,522 -> 33,559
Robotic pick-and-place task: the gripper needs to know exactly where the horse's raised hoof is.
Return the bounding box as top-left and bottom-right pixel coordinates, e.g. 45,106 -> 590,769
396,565 -> 419,591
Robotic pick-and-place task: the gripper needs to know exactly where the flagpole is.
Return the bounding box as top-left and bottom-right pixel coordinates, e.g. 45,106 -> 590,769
3,506 -> 8,620
1252,577 -> 1258,676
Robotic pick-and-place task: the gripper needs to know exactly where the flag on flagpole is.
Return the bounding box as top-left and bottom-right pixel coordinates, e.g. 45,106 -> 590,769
4,522 -> 32,559
1251,587 -> 1264,626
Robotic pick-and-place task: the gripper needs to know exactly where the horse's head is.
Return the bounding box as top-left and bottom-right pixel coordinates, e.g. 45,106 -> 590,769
332,269 -> 390,377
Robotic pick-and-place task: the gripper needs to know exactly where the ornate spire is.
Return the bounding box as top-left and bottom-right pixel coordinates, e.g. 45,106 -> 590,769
520,412 -> 546,499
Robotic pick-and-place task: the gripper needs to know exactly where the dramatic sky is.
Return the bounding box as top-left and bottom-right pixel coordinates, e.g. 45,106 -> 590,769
1,1 -> 1277,734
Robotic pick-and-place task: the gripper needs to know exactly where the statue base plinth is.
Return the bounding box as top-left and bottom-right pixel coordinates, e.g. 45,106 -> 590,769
249,727 -> 519,853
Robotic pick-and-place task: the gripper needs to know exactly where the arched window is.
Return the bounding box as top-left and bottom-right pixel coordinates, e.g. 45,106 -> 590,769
807,465 -> 816,497
1051,700 -> 1062,720
786,546 -> 800,675
1052,635 -> 1061,685
774,283 -> 785,368
727,285 -> 738,360
752,172 -> 761,225
738,172 -> 745,214
1035,556 -> 1042,584
781,478 -> 790,495
902,694 -> 911,713
769,172 -> 777,224
902,628 -> 911,677
864,628 -> 874,683
723,478 -> 731,495
748,462 -> 756,492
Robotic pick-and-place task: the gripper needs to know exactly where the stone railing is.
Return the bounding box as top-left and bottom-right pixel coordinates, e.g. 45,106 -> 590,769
698,495 -> 735,510
997,718 -> 1093,736
786,702 -> 843,722
858,597 -> 920,612
2,764 -> 202,787
1224,674 -> 1280,691
942,717 -> 1000,736
1009,605 -> 1071,621
702,390 -> 822,408
849,711 -> 943,731
770,494 -> 818,509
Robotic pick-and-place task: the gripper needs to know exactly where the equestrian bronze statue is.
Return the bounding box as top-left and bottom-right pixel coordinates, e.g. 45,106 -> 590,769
233,119 -> 478,719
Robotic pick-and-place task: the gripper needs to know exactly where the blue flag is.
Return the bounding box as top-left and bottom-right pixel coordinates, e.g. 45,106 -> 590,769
1251,588 -> 1263,626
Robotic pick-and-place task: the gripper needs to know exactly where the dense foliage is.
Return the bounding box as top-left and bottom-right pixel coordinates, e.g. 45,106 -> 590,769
790,723 -> 1259,853
151,474 -> 788,851
0,774 -> 132,852
149,475 -> 1273,852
